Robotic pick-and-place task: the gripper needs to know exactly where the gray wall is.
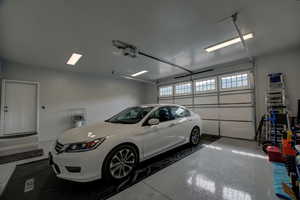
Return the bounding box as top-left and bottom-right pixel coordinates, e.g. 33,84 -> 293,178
255,48 -> 300,121
142,84 -> 158,104
1,62 -> 150,141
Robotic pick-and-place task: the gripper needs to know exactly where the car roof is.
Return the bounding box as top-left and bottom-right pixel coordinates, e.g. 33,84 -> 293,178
139,104 -> 184,108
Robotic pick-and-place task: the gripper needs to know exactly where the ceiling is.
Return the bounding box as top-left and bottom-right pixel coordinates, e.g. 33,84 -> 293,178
0,0 -> 300,80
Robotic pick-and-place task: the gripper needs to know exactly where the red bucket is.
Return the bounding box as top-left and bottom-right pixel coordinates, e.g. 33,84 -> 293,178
267,146 -> 284,163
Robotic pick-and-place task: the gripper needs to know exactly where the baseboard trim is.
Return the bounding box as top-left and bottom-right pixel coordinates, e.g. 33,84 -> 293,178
0,149 -> 44,165
219,136 -> 255,142
0,132 -> 37,139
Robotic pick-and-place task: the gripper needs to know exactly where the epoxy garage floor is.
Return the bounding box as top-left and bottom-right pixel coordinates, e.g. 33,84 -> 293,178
1,137 -> 278,200
109,138 -> 277,200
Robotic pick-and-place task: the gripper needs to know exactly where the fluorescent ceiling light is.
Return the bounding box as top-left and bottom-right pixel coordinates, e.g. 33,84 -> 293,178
131,70 -> 148,77
67,53 -> 82,65
205,33 -> 254,52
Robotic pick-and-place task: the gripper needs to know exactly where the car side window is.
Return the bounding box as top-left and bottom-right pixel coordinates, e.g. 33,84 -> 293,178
158,107 -> 173,122
170,106 -> 191,119
147,107 -> 173,123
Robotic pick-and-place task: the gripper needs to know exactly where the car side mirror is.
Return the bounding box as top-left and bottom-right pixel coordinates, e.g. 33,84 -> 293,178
148,118 -> 159,126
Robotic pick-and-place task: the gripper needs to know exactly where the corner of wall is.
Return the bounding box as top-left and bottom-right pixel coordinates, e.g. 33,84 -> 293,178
142,83 -> 157,104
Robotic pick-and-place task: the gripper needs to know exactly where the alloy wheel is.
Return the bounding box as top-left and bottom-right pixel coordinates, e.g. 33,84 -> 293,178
109,148 -> 136,179
191,128 -> 200,145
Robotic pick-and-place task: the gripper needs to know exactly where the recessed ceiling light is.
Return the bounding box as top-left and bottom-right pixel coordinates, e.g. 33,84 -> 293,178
131,70 -> 148,77
67,53 -> 82,65
205,33 -> 254,52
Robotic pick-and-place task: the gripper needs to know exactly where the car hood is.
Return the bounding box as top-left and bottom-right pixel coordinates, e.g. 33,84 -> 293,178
58,122 -> 136,144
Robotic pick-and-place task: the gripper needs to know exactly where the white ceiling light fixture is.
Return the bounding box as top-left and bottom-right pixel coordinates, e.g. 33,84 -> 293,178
205,33 -> 254,52
131,70 -> 148,77
67,53 -> 82,66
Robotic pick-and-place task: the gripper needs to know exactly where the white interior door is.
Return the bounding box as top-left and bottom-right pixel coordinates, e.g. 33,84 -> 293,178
2,81 -> 38,135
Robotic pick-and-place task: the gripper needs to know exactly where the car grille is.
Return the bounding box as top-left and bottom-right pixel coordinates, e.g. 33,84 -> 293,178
55,141 -> 65,153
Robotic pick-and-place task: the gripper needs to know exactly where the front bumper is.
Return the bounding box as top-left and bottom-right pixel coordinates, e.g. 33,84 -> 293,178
49,149 -> 105,182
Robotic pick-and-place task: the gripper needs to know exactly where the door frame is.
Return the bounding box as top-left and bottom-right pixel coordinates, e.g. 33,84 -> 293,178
0,79 -> 40,136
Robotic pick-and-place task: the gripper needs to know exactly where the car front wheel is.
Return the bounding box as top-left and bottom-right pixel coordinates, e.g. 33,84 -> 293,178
103,144 -> 138,181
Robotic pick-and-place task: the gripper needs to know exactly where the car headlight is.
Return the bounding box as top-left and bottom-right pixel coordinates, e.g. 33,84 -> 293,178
65,138 -> 106,153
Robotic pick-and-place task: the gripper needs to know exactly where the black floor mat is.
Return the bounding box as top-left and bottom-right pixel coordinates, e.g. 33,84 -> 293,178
1,135 -> 219,200
0,149 -> 44,164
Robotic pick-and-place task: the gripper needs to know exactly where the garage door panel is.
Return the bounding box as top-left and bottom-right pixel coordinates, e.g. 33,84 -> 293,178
158,71 -> 255,140
219,107 -> 254,121
202,120 -> 219,135
174,98 -> 192,105
159,98 -> 173,104
194,95 -> 218,105
220,121 -> 254,140
219,104 -> 252,107
220,93 -> 252,104
193,107 -> 219,119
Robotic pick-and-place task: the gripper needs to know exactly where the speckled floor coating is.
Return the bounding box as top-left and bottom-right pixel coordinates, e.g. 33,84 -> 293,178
1,135 -> 219,200
108,138 -> 279,200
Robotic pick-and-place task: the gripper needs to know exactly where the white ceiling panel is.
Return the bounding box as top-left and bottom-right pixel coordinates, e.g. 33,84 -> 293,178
0,0 -> 299,80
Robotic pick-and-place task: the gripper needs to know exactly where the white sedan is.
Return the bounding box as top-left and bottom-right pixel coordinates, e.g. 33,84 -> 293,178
49,104 -> 202,182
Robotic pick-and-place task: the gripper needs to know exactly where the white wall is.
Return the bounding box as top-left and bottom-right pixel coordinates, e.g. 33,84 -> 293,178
255,48 -> 300,121
143,84 -> 158,104
1,62 -> 149,141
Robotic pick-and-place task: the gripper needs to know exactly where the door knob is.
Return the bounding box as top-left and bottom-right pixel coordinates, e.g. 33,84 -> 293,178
4,106 -> 8,109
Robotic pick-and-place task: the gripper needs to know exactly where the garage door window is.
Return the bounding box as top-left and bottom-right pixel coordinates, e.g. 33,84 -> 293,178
170,106 -> 191,118
221,73 -> 249,90
195,78 -> 216,93
175,82 -> 192,96
159,86 -> 173,97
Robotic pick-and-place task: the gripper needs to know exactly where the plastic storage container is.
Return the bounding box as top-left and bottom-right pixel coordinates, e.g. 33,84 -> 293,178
267,146 -> 284,163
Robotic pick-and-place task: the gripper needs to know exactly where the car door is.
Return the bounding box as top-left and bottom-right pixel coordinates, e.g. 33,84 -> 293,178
141,106 -> 180,159
169,106 -> 194,141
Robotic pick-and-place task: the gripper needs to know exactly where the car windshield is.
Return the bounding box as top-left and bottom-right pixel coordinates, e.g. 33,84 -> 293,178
105,106 -> 154,124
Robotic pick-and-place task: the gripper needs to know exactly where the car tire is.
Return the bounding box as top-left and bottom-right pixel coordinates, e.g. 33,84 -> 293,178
102,144 -> 138,182
190,127 -> 201,146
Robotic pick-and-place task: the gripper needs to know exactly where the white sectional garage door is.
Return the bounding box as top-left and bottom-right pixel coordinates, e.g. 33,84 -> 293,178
158,71 -> 255,140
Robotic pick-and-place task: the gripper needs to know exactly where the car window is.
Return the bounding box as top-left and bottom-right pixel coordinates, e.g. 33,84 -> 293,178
147,107 -> 173,123
106,106 -> 154,124
170,106 -> 191,119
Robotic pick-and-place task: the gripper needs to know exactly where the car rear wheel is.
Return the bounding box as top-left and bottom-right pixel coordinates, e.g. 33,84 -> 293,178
190,127 -> 201,145
103,144 -> 138,181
